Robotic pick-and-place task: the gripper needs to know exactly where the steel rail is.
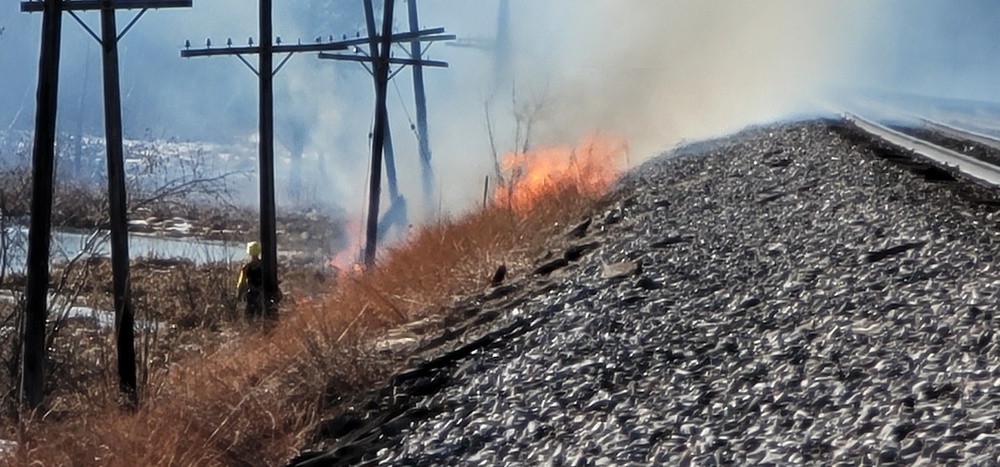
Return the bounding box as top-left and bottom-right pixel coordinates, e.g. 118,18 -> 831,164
845,112 -> 1000,187
919,118 -> 1000,154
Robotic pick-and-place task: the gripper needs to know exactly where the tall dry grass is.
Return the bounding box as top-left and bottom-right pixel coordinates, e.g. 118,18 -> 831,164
6,184 -> 607,466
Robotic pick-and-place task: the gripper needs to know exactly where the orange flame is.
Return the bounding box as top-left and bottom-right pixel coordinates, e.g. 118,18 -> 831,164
326,218 -> 365,275
494,133 -> 629,212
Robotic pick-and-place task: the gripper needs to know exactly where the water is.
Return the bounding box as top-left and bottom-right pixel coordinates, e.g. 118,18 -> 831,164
0,226 -> 245,273
0,227 -> 245,331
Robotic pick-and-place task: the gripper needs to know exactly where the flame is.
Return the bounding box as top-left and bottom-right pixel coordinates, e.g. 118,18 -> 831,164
494,133 -> 629,212
325,218 -> 365,275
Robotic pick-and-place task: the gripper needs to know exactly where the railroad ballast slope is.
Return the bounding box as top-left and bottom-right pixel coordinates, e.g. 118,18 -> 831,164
299,119 -> 1000,465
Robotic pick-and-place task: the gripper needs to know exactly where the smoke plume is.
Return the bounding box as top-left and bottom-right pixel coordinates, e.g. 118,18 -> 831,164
1,1 -> 996,218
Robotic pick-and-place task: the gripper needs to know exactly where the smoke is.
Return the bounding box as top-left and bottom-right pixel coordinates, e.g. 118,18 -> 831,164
405,0 -> 877,214
1,1 -> 997,220
464,1 -> 871,158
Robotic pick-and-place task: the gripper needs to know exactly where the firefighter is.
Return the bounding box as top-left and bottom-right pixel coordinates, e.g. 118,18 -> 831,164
236,241 -> 266,318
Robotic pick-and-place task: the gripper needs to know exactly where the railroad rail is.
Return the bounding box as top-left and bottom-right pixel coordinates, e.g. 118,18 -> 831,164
919,118 -> 1000,153
844,112 -> 1000,187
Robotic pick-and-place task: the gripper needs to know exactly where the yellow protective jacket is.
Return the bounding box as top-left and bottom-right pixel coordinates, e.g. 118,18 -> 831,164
236,258 -> 263,299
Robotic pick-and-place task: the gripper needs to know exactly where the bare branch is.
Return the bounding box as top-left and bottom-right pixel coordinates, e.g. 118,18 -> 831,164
483,100 -> 502,183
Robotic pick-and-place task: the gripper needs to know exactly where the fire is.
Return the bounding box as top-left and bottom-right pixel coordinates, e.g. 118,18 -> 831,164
494,133 -> 629,212
325,218 -> 365,275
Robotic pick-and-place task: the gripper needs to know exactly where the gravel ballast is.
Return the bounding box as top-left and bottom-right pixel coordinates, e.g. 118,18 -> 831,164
292,119 -> 1000,466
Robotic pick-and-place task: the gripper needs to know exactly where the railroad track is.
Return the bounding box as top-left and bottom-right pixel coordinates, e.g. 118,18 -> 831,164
919,118 -> 1000,153
845,112 -> 1000,187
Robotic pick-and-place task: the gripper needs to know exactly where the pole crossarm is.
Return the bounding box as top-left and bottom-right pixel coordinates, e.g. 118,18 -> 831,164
182,42 -> 348,58
21,0 -> 191,12
317,53 -> 448,68
316,31 -> 453,77
180,28 -> 449,59
341,27 -> 445,48
24,0 -> 187,46
407,33 -> 456,44
408,0 -> 436,211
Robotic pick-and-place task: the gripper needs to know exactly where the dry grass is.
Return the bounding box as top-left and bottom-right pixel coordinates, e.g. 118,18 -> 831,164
3,184 -> 607,466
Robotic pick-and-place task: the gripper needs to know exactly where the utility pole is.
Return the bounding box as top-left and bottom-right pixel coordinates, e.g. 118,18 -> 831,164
494,0 -> 511,89
407,0 -> 434,212
21,0 -> 192,408
21,0 -> 64,410
362,0 -> 403,245
318,0 -> 451,266
258,0 -> 278,314
99,1 -> 136,406
362,0 -> 394,268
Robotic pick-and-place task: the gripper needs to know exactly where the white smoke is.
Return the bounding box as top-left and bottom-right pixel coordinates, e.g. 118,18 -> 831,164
410,0 -> 881,215
4,0 -> 994,220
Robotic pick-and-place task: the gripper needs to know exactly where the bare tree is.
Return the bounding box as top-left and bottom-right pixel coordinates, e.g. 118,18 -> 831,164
483,100 -> 502,183
124,137 -> 244,213
511,81 -> 549,154
483,82 -> 551,208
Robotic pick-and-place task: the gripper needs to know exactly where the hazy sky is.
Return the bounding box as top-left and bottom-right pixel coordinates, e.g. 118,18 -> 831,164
2,1 -> 999,216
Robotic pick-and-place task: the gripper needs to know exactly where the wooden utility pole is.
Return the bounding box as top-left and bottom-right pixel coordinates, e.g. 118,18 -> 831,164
407,0 -> 434,209
319,0 -> 451,266
494,0 -> 511,88
258,0 -> 279,313
99,1 -> 137,405
21,0 -> 64,410
357,0 -> 449,242
21,0 -> 192,408
360,0 -> 397,267
362,0 -> 403,244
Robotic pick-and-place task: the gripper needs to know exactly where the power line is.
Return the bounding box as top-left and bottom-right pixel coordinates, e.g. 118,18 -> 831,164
391,77 -> 419,140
